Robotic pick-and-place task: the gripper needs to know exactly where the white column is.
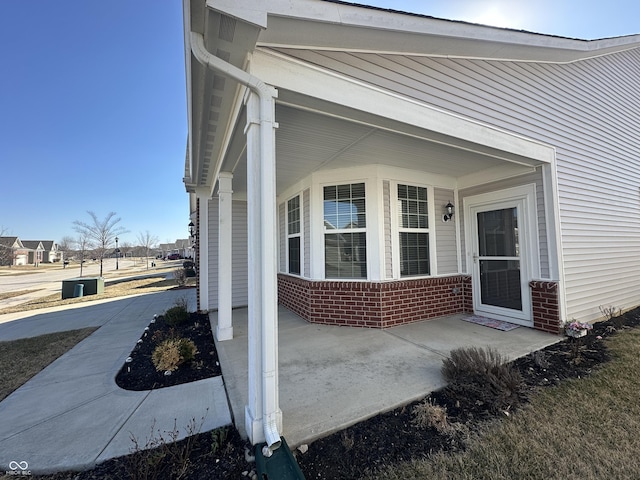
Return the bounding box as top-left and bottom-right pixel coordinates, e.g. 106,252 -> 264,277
244,88 -> 282,446
196,188 -> 210,312
216,172 -> 234,341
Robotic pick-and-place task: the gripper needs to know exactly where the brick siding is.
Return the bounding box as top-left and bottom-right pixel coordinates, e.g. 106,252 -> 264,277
278,274 -> 473,329
529,280 -> 562,334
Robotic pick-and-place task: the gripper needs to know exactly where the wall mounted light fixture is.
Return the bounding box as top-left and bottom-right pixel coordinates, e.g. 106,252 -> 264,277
443,202 -> 454,222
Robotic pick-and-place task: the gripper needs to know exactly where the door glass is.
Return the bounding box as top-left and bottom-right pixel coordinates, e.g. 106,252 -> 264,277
477,208 -> 522,311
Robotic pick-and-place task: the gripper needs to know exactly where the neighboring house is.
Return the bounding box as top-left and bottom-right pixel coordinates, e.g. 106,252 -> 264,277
182,0 -> 640,445
159,243 -> 176,258
174,238 -> 193,259
34,240 -> 62,263
0,237 -> 27,266
21,241 -> 45,265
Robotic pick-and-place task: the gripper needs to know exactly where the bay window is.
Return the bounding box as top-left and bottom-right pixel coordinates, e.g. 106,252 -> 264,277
323,183 -> 367,278
287,195 -> 301,275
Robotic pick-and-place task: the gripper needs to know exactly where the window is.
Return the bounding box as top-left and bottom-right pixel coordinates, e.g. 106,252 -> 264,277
324,183 -> 367,278
287,195 -> 301,275
397,184 -> 430,276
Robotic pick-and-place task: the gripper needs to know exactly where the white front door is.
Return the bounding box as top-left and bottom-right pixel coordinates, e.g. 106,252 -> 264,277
466,186 -> 538,326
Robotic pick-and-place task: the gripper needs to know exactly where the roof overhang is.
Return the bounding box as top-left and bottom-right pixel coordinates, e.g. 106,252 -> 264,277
184,0 -> 637,194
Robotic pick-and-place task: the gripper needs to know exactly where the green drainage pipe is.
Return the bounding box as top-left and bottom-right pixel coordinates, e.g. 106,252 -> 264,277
255,437 -> 306,480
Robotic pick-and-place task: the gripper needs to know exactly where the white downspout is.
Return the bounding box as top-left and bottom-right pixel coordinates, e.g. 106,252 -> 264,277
190,32 -> 282,451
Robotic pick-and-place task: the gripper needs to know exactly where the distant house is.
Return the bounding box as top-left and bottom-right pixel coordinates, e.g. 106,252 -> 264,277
21,240 -> 62,263
182,0 -> 640,445
159,243 -> 175,259
21,241 -> 45,265
0,237 -> 28,266
174,239 -> 193,259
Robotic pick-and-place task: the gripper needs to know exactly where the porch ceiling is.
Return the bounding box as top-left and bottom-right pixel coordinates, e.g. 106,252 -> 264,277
221,95 -> 538,199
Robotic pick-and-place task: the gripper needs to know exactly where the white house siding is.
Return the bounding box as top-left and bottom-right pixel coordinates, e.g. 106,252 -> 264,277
383,180 -> 393,278
270,47 -> 640,322
434,188 -> 458,275
208,198 -> 249,309
303,188 -> 311,278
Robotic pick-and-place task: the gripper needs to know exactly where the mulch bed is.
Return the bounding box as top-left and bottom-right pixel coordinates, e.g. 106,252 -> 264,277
34,308 -> 640,480
115,311 -> 221,391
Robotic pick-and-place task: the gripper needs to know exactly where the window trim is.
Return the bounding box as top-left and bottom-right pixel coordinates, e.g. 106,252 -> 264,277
286,194 -> 303,276
390,181 -> 435,279
322,182 -> 368,280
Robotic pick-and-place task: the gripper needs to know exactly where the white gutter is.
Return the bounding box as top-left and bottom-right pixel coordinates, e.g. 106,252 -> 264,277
189,31 -> 282,452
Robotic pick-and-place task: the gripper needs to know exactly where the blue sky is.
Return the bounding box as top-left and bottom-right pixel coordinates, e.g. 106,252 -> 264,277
1,1 -> 638,246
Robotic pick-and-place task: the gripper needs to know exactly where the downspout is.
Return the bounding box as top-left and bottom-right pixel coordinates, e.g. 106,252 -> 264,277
189,31 -> 282,452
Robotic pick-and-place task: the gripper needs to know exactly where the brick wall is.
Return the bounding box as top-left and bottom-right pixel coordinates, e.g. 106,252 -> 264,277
529,280 -> 561,334
278,274 -> 473,328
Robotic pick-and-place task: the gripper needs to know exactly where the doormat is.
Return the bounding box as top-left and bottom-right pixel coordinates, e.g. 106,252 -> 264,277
463,315 -> 520,331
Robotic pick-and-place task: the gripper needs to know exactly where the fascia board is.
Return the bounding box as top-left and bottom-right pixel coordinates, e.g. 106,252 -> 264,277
206,0 -> 267,29
257,0 -> 640,63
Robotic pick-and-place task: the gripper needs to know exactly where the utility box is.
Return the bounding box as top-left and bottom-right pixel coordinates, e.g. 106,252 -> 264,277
62,277 -> 105,299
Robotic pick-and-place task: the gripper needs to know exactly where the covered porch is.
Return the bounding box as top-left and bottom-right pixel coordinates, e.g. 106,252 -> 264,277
211,305 -> 559,448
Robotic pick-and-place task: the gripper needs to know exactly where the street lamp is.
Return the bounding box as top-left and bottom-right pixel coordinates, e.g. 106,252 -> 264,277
115,236 -> 119,270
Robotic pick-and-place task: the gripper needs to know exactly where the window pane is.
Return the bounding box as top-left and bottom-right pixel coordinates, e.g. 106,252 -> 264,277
325,233 -> 367,279
288,196 -> 300,235
399,232 -> 429,277
477,208 -> 518,257
398,184 -> 428,230
324,183 -> 366,230
288,237 -> 300,275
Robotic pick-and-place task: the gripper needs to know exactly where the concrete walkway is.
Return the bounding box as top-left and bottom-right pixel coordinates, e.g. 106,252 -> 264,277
212,307 -> 561,448
0,290 -> 231,475
0,290 -> 561,475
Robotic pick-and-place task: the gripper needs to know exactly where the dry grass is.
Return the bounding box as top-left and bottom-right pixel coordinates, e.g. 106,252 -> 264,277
0,289 -> 43,301
0,277 -> 195,315
0,328 -> 97,402
371,328 -> 640,480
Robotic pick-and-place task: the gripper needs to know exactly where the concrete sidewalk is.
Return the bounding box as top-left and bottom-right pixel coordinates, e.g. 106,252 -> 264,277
212,307 -> 561,448
0,290 -> 231,475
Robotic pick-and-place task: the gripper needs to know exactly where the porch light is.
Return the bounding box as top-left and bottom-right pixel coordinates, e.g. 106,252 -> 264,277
443,202 -> 455,222
188,221 -> 196,239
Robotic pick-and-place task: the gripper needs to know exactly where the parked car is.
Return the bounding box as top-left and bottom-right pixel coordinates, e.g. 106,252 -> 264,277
167,253 -> 181,260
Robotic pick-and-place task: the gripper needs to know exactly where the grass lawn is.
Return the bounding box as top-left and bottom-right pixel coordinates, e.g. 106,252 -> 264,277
372,327 -> 640,480
0,328 -> 97,402
0,276 -> 194,315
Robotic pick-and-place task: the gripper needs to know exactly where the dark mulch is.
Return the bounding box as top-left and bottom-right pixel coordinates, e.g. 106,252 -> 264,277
33,308 -> 640,480
115,311 -> 221,391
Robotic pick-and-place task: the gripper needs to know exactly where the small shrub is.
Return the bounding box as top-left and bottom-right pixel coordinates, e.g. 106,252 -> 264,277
442,346 -> 523,415
152,338 -> 198,372
340,431 -> 355,451
164,305 -> 189,326
211,426 -> 229,455
174,268 -> 187,287
412,399 -> 451,433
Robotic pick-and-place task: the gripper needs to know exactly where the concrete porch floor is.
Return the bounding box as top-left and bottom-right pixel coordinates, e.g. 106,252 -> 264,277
211,306 -> 560,448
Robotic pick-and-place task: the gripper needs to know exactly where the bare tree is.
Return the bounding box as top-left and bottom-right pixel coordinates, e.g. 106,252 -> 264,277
73,211 -> 128,276
58,235 -> 75,268
137,230 -> 159,270
76,233 -> 90,277
0,226 -> 15,267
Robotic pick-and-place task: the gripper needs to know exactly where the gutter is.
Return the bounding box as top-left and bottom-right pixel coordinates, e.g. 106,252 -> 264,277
189,31 -> 282,453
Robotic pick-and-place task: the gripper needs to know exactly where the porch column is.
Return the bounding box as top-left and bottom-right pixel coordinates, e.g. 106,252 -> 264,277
195,187 -> 210,312
216,172 -> 234,341
244,88 -> 282,446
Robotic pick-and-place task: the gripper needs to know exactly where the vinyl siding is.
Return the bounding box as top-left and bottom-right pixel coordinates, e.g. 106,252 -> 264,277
434,188 -> 458,275
383,180 -> 392,278
208,198 -> 249,308
273,47 -> 640,322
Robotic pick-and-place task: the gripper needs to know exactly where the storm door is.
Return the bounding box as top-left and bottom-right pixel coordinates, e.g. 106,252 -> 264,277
470,197 -> 533,325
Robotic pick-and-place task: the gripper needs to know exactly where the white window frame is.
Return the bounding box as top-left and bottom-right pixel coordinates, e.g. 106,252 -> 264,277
322,182 -> 368,280
286,194 -> 303,276
390,181 -> 435,279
